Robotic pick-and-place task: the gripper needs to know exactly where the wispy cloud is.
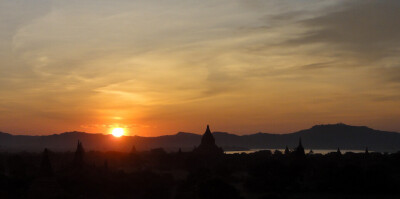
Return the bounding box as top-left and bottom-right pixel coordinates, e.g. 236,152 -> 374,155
0,0 -> 400,135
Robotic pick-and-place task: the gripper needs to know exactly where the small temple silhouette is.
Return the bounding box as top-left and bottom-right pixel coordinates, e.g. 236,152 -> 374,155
193,125 -> 223,155
39,148 -> 53,177
73,140 -> 85,169
337,147 -> 342,155
294,137 -> 305,158
284,145 -> 290,155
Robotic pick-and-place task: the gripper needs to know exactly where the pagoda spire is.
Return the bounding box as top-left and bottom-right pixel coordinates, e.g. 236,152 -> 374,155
284,146 -> 290,155
200,124 -> 215,146
73,140 -> 85,169
40,148 -> 53,177
295,137 -> 305,158
193,125 -> 223,154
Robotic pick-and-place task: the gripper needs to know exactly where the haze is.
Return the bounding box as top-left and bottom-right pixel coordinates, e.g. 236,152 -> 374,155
1,0 -> 400,136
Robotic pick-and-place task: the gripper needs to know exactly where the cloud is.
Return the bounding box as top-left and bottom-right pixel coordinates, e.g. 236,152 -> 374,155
1,0 -> 400,135
287,0 -> 400,61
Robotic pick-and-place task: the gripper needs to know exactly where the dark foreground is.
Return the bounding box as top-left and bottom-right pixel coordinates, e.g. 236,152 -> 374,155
1,146 -> 400,199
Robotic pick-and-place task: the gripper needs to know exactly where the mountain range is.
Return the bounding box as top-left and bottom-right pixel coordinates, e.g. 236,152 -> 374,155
1,123 -> 399,152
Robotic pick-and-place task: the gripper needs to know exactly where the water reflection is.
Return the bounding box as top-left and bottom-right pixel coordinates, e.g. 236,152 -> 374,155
225,149 -> 368,155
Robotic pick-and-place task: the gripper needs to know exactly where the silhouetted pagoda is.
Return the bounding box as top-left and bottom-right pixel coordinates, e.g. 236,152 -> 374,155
193,125 -> 223,155
337,147 -> 342,155
39,148 -> 53,177
294,137 -> 305,158
73,140 -> 85,169
28,148 -> 64,198
284,146 -> 290,155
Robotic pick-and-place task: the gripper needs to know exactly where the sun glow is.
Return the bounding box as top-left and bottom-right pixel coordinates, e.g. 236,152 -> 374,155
111,128 -> 125,137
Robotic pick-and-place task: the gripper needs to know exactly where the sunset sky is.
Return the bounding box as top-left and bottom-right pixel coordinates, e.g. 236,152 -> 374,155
1,0 -> 400,136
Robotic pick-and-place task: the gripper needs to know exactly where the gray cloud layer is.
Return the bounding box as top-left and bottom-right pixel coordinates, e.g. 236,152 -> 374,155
290,0 -> 400,61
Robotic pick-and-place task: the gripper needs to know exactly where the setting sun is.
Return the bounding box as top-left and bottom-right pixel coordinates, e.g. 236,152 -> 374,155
111,128 -> 125,137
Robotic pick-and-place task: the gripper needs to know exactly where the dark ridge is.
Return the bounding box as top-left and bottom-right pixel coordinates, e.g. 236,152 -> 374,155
0,123 -> 399,152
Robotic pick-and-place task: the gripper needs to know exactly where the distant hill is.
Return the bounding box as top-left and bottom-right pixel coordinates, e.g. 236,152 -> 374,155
0,123 -> 399,152
214,123 -> 400,152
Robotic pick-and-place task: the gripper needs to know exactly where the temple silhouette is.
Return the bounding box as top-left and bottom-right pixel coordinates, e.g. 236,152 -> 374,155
2,125 -> 400,198
39,148 -> 53,177
73,140 -> 85,169
193,125 -> 223,155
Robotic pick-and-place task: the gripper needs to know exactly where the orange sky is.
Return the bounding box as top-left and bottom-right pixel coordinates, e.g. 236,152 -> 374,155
1,0 -> 400,136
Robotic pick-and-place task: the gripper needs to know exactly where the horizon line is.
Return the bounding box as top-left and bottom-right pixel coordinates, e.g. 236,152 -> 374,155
1,123 -> 398,137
